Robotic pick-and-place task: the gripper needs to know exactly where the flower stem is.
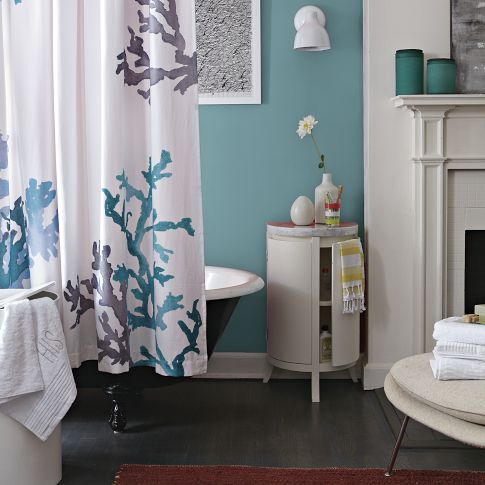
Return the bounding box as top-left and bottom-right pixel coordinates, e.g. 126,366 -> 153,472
310,133 -> 326,172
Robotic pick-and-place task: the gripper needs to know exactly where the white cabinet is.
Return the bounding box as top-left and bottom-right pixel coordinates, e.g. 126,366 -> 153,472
267,237 -> 312,365
265,222 -> 361,402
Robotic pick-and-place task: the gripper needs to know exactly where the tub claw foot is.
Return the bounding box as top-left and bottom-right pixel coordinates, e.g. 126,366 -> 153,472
105,385 -> 129,433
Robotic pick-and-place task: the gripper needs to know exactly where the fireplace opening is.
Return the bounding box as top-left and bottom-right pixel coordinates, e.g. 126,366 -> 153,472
465,230 -> 485,314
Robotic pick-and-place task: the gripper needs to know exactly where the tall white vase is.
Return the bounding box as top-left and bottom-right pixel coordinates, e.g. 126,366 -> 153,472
315,173 -> 338,224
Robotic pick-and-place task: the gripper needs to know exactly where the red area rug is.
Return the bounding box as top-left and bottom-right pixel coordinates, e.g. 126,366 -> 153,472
113,465 -> 485,484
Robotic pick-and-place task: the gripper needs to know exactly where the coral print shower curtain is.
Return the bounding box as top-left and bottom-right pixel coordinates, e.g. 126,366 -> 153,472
0,0 -> 207,376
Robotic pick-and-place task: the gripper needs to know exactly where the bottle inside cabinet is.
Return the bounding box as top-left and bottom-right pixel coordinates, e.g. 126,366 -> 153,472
320,248 -> 332,302
320,330 -> 332,363
319,306 -> 332,363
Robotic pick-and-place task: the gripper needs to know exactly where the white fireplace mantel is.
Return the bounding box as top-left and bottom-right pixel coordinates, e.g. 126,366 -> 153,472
393,95 -> 485,162
392,94 -> 485,109
393,95 -> 485,353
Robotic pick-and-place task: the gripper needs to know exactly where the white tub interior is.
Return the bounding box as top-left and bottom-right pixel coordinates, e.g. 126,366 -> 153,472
205,266 -> 264,301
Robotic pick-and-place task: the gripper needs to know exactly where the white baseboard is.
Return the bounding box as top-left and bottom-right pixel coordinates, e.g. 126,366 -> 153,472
199,352 -> 268,379
363,362 -> 393,390
194,352 -> 363,381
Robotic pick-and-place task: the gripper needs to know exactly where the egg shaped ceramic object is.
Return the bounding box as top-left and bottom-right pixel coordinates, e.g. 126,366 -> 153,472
290,196 -> 314,226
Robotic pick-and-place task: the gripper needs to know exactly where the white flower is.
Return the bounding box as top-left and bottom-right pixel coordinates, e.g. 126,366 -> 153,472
296,115 -> 318,139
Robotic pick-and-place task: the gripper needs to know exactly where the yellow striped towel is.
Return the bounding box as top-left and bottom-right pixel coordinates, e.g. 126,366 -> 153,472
339,238 -> 366,314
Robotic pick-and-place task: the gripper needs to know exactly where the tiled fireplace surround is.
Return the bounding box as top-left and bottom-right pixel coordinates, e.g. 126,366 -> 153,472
394,95 -> 485,352
448,171 -> 485,317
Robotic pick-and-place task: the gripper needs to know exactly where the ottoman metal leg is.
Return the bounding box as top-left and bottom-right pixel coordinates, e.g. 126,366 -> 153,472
385,415 -> 410,477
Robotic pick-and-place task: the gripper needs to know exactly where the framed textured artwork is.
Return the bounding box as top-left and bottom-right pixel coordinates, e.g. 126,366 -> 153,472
195,0 -> 261,104
451,0 -> 485,94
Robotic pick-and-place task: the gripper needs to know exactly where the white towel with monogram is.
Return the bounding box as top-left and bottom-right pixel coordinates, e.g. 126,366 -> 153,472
0,298 -> 76,440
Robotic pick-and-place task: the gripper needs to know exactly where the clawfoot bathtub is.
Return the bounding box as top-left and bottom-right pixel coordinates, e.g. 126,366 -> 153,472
72,266 -> 264,432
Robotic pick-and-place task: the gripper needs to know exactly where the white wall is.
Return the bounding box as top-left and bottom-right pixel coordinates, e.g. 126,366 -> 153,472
363,0 -> 450,389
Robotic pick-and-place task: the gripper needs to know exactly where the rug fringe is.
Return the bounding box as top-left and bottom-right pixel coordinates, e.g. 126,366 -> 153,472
112,469 -> 121,485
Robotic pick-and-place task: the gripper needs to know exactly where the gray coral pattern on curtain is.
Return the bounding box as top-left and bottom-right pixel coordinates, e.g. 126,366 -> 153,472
117,0 -> 198,100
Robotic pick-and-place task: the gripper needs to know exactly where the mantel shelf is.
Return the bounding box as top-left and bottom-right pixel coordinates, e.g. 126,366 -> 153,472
392,94 -> 485,109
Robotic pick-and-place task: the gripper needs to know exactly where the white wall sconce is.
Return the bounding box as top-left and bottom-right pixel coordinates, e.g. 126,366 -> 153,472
294,6 -> 331,52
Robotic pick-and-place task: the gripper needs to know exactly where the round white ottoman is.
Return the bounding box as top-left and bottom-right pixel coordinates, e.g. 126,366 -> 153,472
383,353 -> 485,475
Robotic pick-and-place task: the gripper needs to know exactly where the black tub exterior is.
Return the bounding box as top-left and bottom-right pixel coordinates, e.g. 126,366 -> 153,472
72,297 -> 240,431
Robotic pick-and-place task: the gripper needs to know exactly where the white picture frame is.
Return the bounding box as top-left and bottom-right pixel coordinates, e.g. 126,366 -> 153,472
196,0 -> 261,105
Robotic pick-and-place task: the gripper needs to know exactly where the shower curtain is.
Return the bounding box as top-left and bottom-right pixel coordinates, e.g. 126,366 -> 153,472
0,0 -> 207,377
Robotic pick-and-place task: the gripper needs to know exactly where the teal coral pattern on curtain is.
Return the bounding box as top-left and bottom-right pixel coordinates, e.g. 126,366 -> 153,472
65,151 -> 204,375
0,133 -> 59,288
1,0 -> 206,376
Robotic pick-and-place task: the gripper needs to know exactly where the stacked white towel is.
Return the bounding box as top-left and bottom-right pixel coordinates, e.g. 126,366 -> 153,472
431,317 -> 485,380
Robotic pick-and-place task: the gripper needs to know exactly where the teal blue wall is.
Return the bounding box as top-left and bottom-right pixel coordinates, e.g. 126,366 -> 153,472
200,0 -> 363,352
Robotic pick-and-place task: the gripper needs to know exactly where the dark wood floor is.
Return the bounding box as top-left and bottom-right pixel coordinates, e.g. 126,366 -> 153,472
60,379 -> 485,485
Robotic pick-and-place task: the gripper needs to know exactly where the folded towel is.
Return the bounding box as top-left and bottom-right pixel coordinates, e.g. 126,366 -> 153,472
338,238 -> 366,314
434,340 -> 485,361
430,352 -> 485,380
0,300 -> 44,404
0,297 -> 77,441
433,317 -> 485,346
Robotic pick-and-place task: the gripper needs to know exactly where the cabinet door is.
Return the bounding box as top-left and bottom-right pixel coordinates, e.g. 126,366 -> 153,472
331,242 -> 360,366
267,237 -> 312,365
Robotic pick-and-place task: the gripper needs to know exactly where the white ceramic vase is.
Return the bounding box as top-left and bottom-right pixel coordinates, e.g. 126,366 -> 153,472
290,196 -> 314,226
315,173 -> 338,224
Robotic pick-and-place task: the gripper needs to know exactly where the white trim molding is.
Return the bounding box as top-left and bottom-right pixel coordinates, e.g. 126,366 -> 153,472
363,362 -> 393,390
394,95 -> 485,352
363,0 -> 451,390
392,94 -> 485,109
196,352 -> 363,381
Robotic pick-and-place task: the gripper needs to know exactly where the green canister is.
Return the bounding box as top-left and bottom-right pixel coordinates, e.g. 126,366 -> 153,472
427,58 -> 456,94
395,49 -> 424,95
